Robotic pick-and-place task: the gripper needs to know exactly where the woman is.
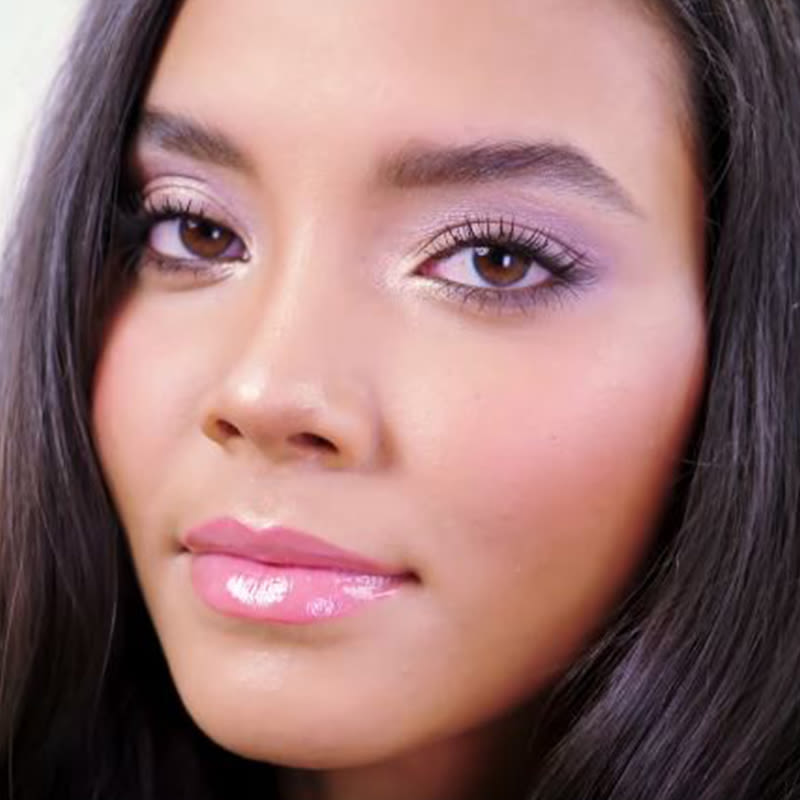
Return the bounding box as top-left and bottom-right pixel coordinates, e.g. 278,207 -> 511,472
1,1 -> 799,798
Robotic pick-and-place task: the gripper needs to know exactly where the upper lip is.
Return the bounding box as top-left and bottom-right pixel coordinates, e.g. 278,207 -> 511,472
182,517 -> 407,576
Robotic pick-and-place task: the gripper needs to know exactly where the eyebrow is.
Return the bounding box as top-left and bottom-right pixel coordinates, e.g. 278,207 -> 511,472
378,141 -> 642,217
135,109 -> 252,172
135,108 -> 641,217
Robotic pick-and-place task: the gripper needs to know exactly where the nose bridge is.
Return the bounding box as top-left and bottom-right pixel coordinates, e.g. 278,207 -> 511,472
204,222 -> 385,468
241,284 -> 368,415
249,211 -> 370,390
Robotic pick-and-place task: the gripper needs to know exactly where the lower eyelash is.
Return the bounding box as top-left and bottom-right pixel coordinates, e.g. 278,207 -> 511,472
139,251 -> 242,289
426,266 -> 595,317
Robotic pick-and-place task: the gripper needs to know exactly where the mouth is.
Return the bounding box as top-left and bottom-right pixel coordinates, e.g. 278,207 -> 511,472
182,517 -> 415,624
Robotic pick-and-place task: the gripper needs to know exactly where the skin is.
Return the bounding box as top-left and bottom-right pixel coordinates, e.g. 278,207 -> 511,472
91,1 -> 706,798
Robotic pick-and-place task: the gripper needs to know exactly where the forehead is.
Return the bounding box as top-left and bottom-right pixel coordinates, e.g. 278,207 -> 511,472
144,0 -> 694,215
149,0 -> 685,130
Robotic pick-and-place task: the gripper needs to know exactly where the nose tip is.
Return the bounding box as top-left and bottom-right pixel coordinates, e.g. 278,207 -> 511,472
201,377 -> 384,470
196,261 -> 387,471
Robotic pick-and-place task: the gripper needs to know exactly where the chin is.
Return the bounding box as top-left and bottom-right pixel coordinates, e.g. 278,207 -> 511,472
174,680 -> 423,770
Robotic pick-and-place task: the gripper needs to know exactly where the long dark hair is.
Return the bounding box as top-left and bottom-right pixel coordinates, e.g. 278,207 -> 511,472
1,1 -> 799,798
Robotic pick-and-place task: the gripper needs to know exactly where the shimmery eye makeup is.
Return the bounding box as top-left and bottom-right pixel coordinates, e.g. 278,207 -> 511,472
415,216 -> 596,316
116,189 -> 596,314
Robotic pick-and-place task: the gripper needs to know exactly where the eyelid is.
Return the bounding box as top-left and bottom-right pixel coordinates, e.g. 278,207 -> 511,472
406,200 -> 618,265
415,216 -> 589,269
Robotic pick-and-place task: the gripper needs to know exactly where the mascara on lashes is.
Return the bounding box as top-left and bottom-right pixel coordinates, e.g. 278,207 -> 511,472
116,193 -> 597,313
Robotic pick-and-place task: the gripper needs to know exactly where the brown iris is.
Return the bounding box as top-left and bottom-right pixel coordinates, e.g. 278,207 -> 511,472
179,216 -> 236,259
472,246 -> 531,287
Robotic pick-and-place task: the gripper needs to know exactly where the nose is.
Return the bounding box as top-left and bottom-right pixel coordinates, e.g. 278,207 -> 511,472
200,279 -> 387,471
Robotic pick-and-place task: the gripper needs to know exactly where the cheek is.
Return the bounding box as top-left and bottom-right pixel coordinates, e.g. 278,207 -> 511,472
91,295 -> 207,531
394,293 -> 705,674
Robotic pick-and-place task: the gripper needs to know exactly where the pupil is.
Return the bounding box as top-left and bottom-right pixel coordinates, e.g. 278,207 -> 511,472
472,246 -> 529,287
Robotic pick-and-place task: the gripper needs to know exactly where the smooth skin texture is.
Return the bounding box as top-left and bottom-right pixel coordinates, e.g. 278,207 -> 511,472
92,1 -> 706,798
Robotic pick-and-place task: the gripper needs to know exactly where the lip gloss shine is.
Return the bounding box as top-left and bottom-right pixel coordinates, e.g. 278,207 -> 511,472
184,518 -> 409,624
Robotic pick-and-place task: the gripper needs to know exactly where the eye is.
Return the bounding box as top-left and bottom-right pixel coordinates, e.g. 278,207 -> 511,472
149,214 -> 247,262
427,244 -> 551,291
412,218 -> 594,316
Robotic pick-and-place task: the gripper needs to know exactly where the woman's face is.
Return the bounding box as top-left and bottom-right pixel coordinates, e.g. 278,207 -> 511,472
93,0 -> 705,772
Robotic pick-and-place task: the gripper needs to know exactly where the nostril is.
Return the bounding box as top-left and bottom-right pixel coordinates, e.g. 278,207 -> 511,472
289,432 -> 338,453
216,420 -> 241,438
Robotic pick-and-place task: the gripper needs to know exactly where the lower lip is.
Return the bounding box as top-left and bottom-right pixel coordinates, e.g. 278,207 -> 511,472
190,553 -> 405,624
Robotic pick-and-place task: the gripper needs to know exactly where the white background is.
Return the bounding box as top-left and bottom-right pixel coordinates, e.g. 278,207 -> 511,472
0,1 -> 85,246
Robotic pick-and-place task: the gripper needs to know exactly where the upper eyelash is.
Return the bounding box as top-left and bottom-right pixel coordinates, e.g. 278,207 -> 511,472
114,191 -> 193,249
418,215 -> 586,275
125,193 -> 215,235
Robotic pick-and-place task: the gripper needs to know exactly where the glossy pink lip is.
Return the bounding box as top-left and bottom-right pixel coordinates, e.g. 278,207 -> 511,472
183,518 -> 410,624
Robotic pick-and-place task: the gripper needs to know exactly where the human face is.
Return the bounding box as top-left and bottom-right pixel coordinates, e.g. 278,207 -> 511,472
92,0 -> 705,774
